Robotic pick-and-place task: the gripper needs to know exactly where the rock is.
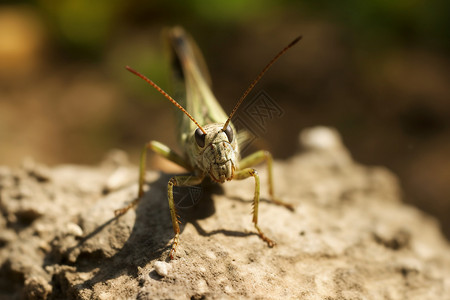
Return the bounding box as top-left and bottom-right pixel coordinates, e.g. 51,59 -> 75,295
23,276 -> 52,300
0,127 -> 449,299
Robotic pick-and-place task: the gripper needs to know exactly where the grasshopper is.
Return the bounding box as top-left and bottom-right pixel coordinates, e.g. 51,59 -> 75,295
116,27 -> 300,259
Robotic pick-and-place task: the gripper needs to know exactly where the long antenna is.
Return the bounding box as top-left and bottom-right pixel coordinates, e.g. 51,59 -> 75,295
222,36 -> 302,130
125,66 -> 206,134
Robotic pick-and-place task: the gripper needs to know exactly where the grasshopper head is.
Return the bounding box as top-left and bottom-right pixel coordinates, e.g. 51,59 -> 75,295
193,123 -> 238,183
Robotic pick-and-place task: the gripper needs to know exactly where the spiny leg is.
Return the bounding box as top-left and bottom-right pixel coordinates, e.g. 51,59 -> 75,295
167,174 -> 204,259
234,168 -> 275,247
114,141 -> 191,216
239,150 -> 294,211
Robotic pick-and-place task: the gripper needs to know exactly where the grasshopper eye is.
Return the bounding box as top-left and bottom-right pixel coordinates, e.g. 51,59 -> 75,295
195,128 -> 206,147
224,124 -> 233,143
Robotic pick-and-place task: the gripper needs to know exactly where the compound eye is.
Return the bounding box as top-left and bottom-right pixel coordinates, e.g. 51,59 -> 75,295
195,128 -> 206,148
224,124 -> 233,143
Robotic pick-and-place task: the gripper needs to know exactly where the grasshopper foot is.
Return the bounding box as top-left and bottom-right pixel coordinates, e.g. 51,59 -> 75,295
114,207 -> 129,216
114,198 -> 140,216
254,224 -> 276,248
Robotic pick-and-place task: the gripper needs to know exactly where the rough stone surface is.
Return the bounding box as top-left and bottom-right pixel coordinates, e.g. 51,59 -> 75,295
0,128 -> 449,299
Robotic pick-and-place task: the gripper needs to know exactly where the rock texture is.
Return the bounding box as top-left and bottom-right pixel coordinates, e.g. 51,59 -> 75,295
0,127 -> 449,299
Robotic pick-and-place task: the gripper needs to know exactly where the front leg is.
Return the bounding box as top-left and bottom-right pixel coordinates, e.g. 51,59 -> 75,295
234,168 -> 275,247
239,150 -> 294,211
115,140 -> 192,216
167,174 -> 204,259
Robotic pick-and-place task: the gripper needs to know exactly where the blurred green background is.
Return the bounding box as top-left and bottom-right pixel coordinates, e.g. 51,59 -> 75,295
0,1 -> 449,237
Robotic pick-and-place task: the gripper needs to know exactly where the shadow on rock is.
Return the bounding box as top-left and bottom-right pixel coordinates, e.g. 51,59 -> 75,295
59,173 -> 224,293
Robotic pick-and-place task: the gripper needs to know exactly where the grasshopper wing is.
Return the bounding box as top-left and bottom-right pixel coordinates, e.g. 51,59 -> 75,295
166,27 -> 229,147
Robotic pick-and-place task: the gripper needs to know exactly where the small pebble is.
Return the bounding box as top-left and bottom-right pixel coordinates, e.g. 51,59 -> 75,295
205,250 -> 216,260
65,222 -> 84,237
154,261 -> 171,277
104,167 -> 131,192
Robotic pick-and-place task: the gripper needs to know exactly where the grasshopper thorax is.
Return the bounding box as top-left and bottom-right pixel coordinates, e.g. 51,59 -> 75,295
191,123 -> 238,183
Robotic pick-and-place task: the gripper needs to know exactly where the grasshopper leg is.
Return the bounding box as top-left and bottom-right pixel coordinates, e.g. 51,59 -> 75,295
114,140 -> 192,216
239,150 -> 294,211
234,168 -> 276,247
167,174 -> 204,259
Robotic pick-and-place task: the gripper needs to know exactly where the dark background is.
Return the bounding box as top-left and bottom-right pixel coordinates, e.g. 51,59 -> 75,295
1,1 -> 449,237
